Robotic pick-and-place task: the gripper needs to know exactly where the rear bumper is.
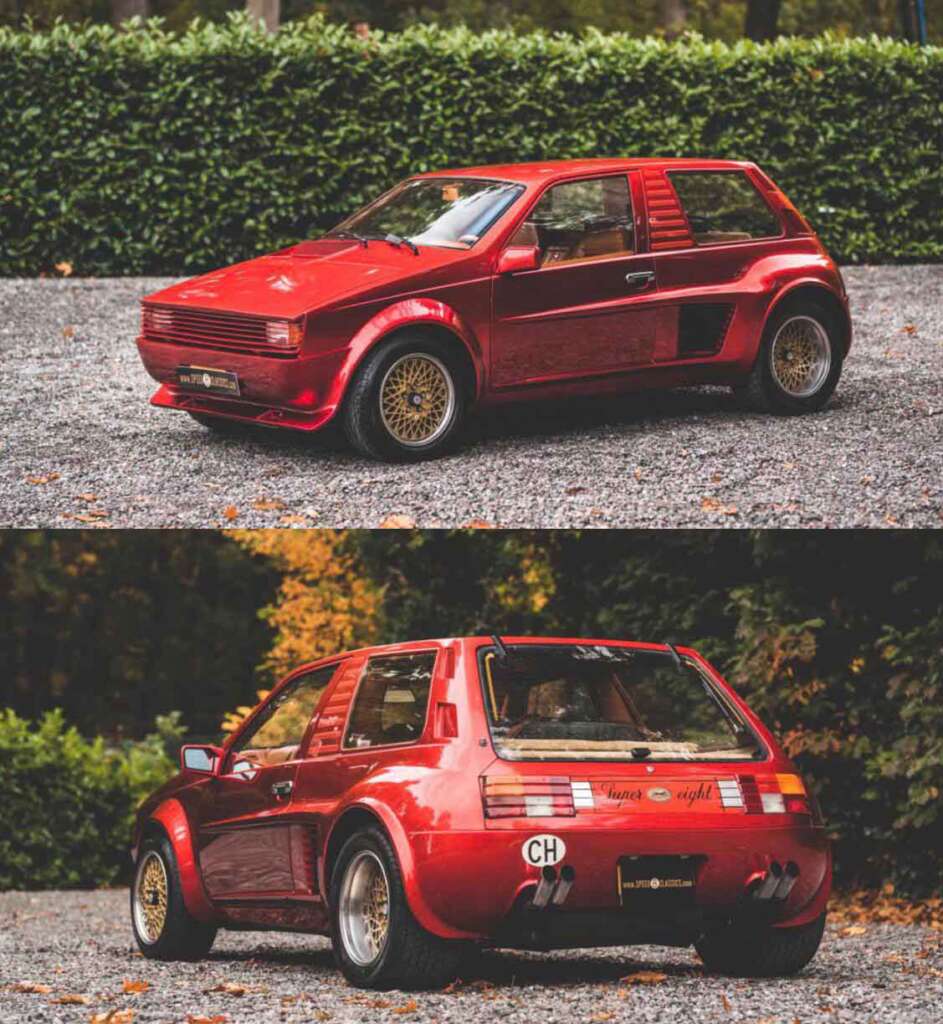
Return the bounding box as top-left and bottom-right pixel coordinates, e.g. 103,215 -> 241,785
137,335 -> 348,432
408,824 -> 830,943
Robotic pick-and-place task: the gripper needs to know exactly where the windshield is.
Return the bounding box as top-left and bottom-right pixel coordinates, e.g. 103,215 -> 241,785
327,177 -> 524,250
481,644 -> 763,763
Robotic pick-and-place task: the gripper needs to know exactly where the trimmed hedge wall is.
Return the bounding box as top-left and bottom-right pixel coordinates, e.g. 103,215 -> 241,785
1,16 -> 941,276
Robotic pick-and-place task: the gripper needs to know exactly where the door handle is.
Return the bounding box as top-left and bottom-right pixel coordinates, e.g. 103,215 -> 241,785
271,780 -> 293,799
625,270 -> 655,290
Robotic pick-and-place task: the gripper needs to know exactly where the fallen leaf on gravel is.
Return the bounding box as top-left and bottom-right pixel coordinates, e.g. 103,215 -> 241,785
591,1013 -> 615,1022
122,980 -> 149,994
55,261 -> 73,277
392,1000 -> 418,1014
251,498 -> 285,512
840,925 -> 867,937
26,472 -> 60,485
53,994 -> 91,1004
902,324 -> 917,334
186,1016 -> 228,1024
621,971 -> 667,985
92,1010 -> 135,1024
710,472 -> 723,484
565,486 -> 586,495
721,993 -> 731,1011
314,1013 -> 332,1022
701,496 -> 738,516
442,979 -> 463,993
884,514 -> 899,526
62,512 -> 110,524
278,515 -> 309,526
76,493 -> 99,502
462,518 -> 495,528
206,982 -> 248,997
62,325 -> 76,339
222,506 -> 239,521
11,982 -> 52,993
379,514 -> 416,528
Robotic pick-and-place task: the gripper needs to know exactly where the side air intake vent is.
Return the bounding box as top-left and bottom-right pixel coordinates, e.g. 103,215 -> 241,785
678,303 -> 734,356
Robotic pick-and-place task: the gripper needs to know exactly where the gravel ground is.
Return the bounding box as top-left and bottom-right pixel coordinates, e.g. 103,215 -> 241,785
1,890 -> 941,1024
1,266 -> 941,529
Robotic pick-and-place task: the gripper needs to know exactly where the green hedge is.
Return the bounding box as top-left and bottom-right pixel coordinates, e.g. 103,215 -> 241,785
0,709 -> 181,889
1,17 -> 941,276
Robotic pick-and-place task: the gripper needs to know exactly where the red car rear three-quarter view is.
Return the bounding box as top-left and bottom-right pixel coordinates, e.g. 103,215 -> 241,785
130,637 -> 831,990
137,158 -> 851,461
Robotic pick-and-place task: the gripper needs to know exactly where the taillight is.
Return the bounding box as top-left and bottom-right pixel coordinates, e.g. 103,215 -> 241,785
739,773 -> 813,818
266,320 -> 303,348
141,305 -> 173,335
481,776 -> 575,819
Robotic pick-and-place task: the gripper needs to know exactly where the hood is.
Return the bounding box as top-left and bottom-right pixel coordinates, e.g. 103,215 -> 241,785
144,239 -> 475,319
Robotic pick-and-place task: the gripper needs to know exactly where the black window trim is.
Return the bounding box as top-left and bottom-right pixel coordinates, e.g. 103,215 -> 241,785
665,168 -> 785,250
340,647 -> 440,753
476,642 -> 770,765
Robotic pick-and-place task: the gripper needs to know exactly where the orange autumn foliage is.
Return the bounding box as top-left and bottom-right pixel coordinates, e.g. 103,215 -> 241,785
222,531 -> 380,731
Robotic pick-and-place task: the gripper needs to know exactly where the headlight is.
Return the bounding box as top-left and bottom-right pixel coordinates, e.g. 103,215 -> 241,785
266,320 -> 303,348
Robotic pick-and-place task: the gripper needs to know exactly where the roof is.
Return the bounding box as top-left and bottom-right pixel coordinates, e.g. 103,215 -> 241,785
416,157 -> 753,185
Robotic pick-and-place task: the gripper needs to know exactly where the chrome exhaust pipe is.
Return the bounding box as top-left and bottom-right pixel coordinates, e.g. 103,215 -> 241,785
551,865 -> 576,906
532,865 -> 557,909
772,861 -> 800,901
753,861 -> 783,901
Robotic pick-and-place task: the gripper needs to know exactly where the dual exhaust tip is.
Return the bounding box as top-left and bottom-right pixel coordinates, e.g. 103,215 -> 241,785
531,865 -> 576,909
751,860 -> 800,902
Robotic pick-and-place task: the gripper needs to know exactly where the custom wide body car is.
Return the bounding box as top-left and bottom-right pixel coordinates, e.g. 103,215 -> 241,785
137,158 -> 851,461
131,637 -> 830,989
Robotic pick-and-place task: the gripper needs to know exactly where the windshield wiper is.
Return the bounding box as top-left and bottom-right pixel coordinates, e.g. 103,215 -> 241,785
333,229 -> 369,248
379,232 -> 419,255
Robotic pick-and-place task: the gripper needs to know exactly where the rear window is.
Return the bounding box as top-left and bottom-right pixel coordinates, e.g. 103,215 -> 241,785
344,652 -> 435,749
480,644 -> 763,763
668,171 -> 781,245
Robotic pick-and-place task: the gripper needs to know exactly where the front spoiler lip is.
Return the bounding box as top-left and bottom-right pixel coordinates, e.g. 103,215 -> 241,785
150,383 -> 336,433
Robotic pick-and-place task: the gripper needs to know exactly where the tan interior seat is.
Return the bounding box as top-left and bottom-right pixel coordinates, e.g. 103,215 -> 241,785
569,227 -> 627,260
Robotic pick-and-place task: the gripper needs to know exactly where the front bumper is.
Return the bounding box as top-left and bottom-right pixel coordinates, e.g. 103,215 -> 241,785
408,824 -> 830,943
137,336 -> 349,432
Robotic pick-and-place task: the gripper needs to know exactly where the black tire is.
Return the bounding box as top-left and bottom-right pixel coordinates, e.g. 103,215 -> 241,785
342,334 -> 467,461
329,826 -> 465,990
734,299 -> 843,414
130,835 -> 217,961
695,910 -> 827,977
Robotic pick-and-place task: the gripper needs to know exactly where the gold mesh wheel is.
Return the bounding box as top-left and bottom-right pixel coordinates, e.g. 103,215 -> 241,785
770,315 -> 831,398
338,850 -> 391,967
379,353 -> 456,447
133,851 -> 169,944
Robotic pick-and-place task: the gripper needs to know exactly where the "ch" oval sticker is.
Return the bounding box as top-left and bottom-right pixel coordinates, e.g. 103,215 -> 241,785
522,834 -> 567,867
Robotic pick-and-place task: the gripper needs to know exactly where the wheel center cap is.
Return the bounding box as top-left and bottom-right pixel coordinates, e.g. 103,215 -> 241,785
409,392 -> 423,408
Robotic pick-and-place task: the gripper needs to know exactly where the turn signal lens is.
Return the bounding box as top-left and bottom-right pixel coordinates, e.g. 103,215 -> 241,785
266,320 -> 303,348
481,776 -> 575,819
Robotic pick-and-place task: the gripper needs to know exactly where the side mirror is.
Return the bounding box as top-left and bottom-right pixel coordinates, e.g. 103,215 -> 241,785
181,744 -> 222,775
496,245 -> 539,274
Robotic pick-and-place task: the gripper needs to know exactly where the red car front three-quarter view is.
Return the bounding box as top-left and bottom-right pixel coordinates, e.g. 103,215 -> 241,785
136,158 -> 851,461
130,637 -> 831,990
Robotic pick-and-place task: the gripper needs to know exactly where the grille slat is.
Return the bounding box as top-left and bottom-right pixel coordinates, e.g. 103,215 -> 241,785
142,303 -> 300,359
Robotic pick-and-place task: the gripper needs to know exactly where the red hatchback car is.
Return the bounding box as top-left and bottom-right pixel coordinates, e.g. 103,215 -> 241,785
137,158 -> 850,461
130,637 -> 830,989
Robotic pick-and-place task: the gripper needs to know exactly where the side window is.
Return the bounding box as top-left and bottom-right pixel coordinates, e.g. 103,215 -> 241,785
343,652 -> 436,749
509,175 -> 634,266
230,664 -> 336,769
668,171 -> 781,245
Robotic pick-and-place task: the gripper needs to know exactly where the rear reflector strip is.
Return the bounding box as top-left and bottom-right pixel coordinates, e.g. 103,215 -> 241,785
717,778 -> 744,808
571,781 -> 595,809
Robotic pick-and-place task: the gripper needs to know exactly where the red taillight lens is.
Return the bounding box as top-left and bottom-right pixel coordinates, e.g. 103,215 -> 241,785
739,773 -> 814,818
783,794 -> 812,815
481,776 -> 575,819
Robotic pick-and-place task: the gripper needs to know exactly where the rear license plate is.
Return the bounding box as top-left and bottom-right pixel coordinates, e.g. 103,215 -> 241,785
176,365 -> 240,396
617,855 -> 697,910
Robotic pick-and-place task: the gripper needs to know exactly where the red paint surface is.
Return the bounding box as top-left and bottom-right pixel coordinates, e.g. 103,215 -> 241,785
136,159 -> 849,432
134,637 -> 831,945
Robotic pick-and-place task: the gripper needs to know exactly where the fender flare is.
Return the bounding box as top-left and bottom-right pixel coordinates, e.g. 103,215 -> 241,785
760,274 -> 851,354
323,798 -> 478,941
326,298 -> 486,414
144,798 -> 217,924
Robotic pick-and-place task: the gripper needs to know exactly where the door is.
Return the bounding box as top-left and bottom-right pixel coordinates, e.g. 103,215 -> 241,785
194,664 -> 337,898
491,173 -> 658,387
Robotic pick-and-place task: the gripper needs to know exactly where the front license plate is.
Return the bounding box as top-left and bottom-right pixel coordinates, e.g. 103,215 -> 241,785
176,365 -> 240,396
617,855 -> 697,910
